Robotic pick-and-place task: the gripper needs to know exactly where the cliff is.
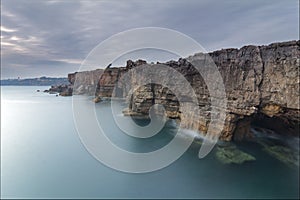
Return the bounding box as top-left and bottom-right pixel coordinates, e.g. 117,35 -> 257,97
122,41 -> 299,141
69,69 -> 104,95
53,40 -> 300,141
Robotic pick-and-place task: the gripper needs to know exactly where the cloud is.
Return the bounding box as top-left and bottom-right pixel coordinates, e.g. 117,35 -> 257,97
0,26 -> 17,32
1,0 -> 299,78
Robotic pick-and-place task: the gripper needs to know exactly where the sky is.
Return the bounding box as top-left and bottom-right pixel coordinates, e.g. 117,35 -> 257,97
1,0 -> 299,79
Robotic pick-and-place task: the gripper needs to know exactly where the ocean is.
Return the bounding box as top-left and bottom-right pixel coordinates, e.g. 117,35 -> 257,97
1,86 -> 299,198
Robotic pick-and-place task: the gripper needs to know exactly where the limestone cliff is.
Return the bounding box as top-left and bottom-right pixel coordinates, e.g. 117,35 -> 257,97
118,40 -> 300,141
54,40 -> 300,141
69,69 -> 104,95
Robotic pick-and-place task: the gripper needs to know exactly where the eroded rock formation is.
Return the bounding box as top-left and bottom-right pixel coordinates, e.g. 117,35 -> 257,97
51,40 -> 300,142
118,40 -> 300,141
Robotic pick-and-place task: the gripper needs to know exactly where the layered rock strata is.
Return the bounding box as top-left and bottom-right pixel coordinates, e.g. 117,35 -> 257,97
119,41 -> 299,141
52,41 -> 300,141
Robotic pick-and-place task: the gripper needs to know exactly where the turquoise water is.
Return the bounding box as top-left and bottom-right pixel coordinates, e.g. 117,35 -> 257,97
1,86 -> 299,198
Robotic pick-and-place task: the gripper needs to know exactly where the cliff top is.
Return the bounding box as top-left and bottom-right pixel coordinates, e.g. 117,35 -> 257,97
69,40 -> 299,74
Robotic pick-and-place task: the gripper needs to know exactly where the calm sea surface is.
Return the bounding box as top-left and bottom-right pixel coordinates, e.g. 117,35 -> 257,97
1,86 -> 299,198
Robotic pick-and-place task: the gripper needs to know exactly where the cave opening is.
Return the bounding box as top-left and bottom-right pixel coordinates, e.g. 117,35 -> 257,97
251,113 -> 299,137
233,112 -> 300,142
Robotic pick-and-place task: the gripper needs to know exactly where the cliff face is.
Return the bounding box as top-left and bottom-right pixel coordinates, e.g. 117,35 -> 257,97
62,40 -> 299,141
119,41 -> 300,141
206,40 -> 299,140
69,69 -> 104,95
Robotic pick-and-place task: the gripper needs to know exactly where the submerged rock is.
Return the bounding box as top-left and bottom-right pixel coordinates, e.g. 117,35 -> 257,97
253,127 -> 299,168
263,145 -> 299,168
215,145 -> 256,164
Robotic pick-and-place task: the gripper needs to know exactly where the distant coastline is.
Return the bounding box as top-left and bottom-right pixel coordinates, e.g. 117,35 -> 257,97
0,76 -> 69,86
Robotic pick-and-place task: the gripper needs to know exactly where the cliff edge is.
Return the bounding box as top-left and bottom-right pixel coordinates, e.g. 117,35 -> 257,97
58,40 -> 300,141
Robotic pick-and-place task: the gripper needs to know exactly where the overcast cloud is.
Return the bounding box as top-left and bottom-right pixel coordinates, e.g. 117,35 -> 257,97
1,0 -> 299,78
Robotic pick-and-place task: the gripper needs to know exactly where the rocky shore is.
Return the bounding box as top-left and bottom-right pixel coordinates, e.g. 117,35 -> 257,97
47,40 -> 300,144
